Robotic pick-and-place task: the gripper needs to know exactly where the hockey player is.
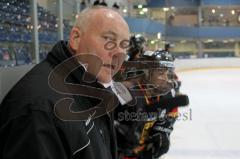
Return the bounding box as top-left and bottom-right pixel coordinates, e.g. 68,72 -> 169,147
114,35 -> 189,159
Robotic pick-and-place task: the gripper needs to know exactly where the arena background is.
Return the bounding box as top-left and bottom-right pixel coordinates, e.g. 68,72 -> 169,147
0,0 -> 240,159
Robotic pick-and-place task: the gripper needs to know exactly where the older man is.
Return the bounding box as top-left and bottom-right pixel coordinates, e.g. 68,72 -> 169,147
0,6 -> 129,159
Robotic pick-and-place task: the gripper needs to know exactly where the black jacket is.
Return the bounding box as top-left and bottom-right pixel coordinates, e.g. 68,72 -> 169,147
0,41 -> 118,159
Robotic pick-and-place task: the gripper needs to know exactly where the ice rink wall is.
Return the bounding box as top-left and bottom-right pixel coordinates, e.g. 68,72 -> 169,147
175,57 -> 240,72
1,58 -> 240,102
0,65 -> 33,102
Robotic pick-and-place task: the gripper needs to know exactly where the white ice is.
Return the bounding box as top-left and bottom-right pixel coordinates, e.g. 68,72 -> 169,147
164,68 -> 240,159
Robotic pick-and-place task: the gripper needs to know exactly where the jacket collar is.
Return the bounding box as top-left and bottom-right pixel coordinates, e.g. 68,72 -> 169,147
46,40 -> 72,65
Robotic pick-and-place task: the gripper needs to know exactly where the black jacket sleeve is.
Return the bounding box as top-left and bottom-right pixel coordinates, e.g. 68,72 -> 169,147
1,110 -> 69,159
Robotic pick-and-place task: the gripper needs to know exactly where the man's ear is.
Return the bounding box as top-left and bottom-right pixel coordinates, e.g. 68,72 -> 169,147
69,27 -> 81,53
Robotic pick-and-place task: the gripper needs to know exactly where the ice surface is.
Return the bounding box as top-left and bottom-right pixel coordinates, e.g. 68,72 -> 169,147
164,68 -> 240,159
